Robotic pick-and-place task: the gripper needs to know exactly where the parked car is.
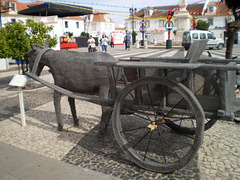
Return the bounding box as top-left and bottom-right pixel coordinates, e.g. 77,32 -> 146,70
182,30 -> 224,50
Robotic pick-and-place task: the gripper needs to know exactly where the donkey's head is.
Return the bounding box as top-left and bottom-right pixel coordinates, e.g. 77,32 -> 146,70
28,44 -> 47,76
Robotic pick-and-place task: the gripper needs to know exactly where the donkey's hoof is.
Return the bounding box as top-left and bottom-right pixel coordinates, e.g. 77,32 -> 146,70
74,120 -> 79,127
58,126 -> 63,131
98,129 -> 107,138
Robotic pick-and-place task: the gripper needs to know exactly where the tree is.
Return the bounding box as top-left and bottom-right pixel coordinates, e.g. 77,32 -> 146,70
0,28 -> 12,58
2,21 -> 31,73
197,20 -> 209,30
4,21 -> 30,60
220,0 -> 240,59
80,32 -> 89,37
26,19 -> 57,48
0,19 -> 58,74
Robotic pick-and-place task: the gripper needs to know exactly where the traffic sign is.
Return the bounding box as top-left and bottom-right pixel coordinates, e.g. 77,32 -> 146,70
139,26 -> 147,33
165,21 -> 174,31
139,20 -> 147,26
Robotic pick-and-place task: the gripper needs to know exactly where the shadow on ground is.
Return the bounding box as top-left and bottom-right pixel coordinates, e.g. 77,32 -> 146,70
61,123 -> 201,179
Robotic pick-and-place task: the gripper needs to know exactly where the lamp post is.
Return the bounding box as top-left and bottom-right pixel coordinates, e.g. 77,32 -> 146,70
129,6 -> 137,45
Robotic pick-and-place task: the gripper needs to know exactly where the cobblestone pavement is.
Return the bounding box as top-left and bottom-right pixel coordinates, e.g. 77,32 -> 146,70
1,46 -> 240,179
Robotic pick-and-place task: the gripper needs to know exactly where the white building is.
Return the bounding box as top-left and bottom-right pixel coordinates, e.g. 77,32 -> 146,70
84,11 -> 115,41
125,1 -> 237,45
0,0 -> 87,50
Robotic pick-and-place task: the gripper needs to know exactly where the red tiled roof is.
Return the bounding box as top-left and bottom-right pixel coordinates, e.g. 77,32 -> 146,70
93,14 -> 106,22
205,1 -> 229,15
16,2 -> 29,11
25,2 -> 42,8
65,16 -> 84,20
130,2 -> 228,19
93,11 -> 109,15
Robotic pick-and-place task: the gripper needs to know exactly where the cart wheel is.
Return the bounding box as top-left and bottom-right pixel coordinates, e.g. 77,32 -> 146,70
165,70 -> 219,134
165,117 -> 217,135
112,77 -> 205,173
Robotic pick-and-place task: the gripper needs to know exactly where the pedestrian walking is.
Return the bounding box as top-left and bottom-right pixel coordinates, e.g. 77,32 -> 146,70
110,36 -> 114,48
101,34 -> 108,52
125,33 -> 131,51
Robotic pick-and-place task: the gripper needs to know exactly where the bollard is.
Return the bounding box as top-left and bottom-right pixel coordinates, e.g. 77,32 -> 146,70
166,40 -> 172,49
144,39 -> 148,49
135,40 -> 139,48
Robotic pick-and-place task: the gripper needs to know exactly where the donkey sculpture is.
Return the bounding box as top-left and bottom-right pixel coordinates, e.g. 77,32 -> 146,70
28,44 -> 117,136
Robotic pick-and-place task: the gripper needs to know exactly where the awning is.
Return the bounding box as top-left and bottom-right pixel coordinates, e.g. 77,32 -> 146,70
18,2 -> 93,17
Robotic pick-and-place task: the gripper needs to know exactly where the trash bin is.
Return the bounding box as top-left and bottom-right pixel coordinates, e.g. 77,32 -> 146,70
166,40 -> 172,49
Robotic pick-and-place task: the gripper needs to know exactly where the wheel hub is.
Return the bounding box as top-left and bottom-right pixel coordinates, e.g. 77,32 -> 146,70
146,121 -> 158,131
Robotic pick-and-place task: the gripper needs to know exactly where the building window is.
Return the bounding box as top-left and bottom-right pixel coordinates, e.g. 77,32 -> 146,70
159,20 -> 164,27
92,23 -> 96,31
65,21 -> 68,28
76,22 -> 79,28
208,18 -> 213,26
10,3 -> 15,11
208,6 -> 215,13
11,19 -> 16,23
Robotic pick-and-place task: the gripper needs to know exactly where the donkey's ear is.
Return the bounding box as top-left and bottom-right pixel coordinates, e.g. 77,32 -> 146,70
31,44 -> 44,50
43,40 -> 50,48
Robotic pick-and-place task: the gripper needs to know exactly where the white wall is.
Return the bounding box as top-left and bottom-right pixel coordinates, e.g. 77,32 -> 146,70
198,16 -> 226,39
58,17 -> 84,37
1,14 -> 85,50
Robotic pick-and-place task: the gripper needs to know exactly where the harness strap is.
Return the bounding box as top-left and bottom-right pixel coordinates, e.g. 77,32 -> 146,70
31,48 -> 51,75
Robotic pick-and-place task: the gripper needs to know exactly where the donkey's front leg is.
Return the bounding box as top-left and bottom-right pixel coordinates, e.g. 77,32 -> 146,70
98,85 -> 112,137
53,91 -> 63,131
68,97 -> 79,126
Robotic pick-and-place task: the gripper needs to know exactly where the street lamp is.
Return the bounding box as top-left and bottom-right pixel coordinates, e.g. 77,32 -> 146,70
129,6 -> 137,45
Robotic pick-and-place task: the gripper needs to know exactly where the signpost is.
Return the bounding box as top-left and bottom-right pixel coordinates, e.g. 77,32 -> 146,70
9,75 -> 28,127
140,19 -> 147,46
166,10 -> 174,49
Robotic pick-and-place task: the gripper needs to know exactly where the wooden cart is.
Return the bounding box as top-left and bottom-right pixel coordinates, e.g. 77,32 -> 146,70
26,40 -> 240,173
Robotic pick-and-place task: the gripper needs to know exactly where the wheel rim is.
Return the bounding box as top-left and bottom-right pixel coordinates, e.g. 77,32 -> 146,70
112,77 -> 205,172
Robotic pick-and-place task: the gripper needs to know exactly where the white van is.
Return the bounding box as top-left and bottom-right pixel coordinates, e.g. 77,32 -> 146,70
182,30 -> 224,50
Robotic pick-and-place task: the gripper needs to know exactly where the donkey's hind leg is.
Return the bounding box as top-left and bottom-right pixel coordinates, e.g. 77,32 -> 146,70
68,97 -> 79,126
53,91 -> 63,131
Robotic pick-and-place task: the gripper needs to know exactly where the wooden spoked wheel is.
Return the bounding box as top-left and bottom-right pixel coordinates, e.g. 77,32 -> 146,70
112,77 -> 205,173
165,70 -> 219,134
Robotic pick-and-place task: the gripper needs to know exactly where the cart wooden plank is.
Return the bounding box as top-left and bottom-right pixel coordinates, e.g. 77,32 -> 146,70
95,61 -> 240,71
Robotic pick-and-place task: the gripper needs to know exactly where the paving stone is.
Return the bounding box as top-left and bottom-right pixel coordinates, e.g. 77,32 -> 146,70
1,63 -> 240,179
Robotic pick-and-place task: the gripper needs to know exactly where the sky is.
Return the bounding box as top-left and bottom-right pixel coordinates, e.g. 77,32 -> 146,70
18,0 -> 218,24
